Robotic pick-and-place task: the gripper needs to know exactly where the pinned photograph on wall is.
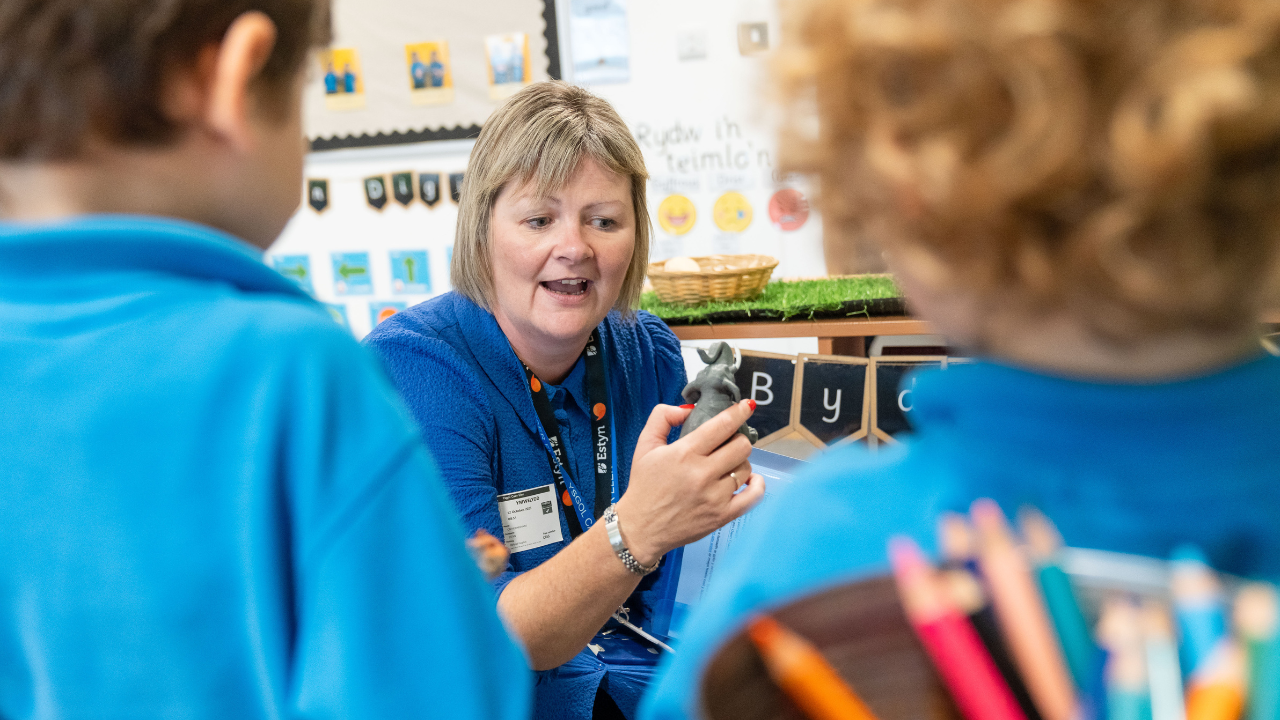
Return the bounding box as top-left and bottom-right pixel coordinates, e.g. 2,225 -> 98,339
570,0 -> 630,85
370,302 -> 408,328
331,252 -> 373,296
271,255 -> 313,294
657,194 -> 696,235
306,179 -> 329,213
391,172 -> 415,206
405,41 -> 454,106
324,303 -> 350,330
485,33 -> 531,100
737,22 -> 769,55
364,175 -> 388,210
419,172 -> 442,207
768,188 -> 809,231
390,250 -> 430,295
320,48 -> 365,110
449,172 -> 465,203
713,191 -> 753,232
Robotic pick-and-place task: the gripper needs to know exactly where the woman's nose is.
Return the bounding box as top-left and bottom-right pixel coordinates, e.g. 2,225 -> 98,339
551,221 -> 593,263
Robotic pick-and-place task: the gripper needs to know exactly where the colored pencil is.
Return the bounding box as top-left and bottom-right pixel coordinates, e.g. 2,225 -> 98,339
1170,545 -> 1227,675
1234,583 -> 1280,720
1139,602 -> 1185,720
1097,597 -> 1153,720
747,614 -> 880,720
1020,508 -> 1102,692
938,515 -> 1042,720
889,536 -> 1027,720
971,500 -> 1079,720
1184,640 -> 1247,720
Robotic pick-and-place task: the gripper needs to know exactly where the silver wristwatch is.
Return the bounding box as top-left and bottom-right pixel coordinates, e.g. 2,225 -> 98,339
603,504 -> 659,576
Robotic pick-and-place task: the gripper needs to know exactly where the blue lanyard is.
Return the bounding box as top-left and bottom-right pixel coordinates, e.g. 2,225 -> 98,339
521,330 -> 619,537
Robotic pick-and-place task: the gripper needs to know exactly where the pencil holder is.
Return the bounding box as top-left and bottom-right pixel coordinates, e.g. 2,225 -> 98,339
698,549 -> 1258,720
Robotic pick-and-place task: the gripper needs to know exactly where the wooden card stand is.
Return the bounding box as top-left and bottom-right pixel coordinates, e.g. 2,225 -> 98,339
700,575 -> 961,720
793,354 -> 871,448
733,350 -> 800,445
870,356 -> 949,444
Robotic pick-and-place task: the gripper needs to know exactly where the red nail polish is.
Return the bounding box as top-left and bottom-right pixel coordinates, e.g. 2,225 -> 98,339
748,399 -> 757,411
680,404 -> 695,409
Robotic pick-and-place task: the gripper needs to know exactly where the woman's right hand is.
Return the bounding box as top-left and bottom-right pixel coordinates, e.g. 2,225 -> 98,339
614,400 -> 766,567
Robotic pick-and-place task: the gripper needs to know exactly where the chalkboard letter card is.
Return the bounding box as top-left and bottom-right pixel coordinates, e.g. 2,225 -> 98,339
794,354 -> 870,448
732,350 -> 799,445
869,356 -> 953,444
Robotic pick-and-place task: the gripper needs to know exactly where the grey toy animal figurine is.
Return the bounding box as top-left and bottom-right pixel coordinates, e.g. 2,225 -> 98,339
679,342 -> 758,443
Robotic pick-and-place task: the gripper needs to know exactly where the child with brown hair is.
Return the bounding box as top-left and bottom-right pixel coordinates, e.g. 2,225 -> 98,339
643,0 -> 1280,716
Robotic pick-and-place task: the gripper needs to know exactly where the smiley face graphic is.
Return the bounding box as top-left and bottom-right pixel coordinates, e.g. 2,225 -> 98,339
658,194 -> 697,235
713,191 -> 753,233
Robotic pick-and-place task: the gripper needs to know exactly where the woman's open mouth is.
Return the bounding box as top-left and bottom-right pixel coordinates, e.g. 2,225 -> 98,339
541,279 -> 592,296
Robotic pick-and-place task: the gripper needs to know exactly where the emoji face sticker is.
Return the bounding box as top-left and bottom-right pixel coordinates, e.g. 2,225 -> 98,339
713,191 -> 753,233
768,189 -> 810,231
658,194 -> 697,235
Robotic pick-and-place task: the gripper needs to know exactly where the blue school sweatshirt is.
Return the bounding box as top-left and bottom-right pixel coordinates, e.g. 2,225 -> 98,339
0,216 -> 530,720
641,355 -> 1280,720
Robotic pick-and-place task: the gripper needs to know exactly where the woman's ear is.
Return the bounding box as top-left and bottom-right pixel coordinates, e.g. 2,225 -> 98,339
204,11 -> 279,152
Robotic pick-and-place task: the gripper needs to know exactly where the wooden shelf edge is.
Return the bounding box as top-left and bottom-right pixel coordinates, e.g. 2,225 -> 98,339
668,316 -> 933,340
669,310 -> 1280,342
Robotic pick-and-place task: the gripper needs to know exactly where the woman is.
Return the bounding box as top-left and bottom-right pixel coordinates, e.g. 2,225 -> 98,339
641,0 -> 1280,717
365,82 -> 764,720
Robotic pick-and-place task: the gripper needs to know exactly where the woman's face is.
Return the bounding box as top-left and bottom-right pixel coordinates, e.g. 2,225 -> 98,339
488,157 -> 636,356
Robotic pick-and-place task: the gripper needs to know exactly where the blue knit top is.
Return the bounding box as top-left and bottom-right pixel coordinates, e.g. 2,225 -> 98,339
365,291 -> 688,720
641,354 -> 1280,720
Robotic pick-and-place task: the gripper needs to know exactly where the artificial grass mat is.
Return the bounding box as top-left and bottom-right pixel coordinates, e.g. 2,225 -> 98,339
640,274 -> 906,325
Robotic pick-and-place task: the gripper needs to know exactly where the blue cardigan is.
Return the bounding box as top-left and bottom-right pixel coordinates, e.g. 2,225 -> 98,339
364,292 -> 688,720
0,216 -> 529,720
641,354 -> 1280,720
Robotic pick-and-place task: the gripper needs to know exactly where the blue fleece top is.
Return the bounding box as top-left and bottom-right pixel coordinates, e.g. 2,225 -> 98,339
0,216 -> 530,720
364,292 -> 688,720
641,354 -> 1280,720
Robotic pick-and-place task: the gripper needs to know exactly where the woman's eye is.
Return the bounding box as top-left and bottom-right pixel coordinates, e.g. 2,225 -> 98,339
591,217 -> 617,230
526,217 -> 551,229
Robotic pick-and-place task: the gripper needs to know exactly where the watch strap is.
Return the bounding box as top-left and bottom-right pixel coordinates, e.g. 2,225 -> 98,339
604,504 -> 658,576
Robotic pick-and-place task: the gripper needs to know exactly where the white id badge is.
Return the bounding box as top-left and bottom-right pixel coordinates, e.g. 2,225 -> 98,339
496,483 -> 564,553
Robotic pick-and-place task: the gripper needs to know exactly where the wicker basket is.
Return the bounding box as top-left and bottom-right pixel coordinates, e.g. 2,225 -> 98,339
647,254 -> 779,305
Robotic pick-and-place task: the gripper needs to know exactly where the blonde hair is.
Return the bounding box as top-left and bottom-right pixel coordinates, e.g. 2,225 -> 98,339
451,81 -> 650,316
777,0 -> 1280,344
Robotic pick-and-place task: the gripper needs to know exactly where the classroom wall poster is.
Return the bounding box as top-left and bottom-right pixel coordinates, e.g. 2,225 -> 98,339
405,41 -> 454,105
370,301 -> 408,327
389,250 -> 431,294
569,0 -> 630,85
331,252 -> 373,296
271,255 -> 314,294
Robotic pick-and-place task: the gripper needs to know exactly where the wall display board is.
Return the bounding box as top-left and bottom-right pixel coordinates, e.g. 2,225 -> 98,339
794,355 -> 870,448
732,351 -> 797,444
870,357 -> 950,443
271,0 -> 829,340
304,0 -> 553,148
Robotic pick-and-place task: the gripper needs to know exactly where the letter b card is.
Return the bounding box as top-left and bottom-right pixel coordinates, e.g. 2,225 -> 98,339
733,351 -> 796,443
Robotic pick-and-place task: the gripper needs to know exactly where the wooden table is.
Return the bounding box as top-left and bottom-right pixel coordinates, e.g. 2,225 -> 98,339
668,316 -> 932,356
